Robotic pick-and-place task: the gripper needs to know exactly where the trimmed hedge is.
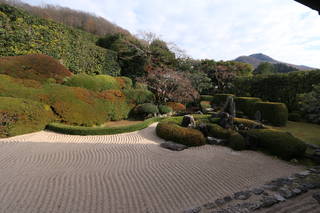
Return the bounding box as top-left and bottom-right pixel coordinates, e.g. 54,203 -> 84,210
229,132 -> 246,151
234,97 -> 262,116
46,117 -> 162,135
244,129 -> 307,160
200,95 -> 214,102
156,122 -> 206,146
233,118 -> 263,129
232,70 -> 320,111
115,77 -> 133,89
63,74 -> 120,92
0,4 -> 121,76
158,105 -> 172,114
212,94 -> 235,106
206,123 -> 235,139
0,97 -> 55,137
253,102 -> 288,126
165,102 -> 186,112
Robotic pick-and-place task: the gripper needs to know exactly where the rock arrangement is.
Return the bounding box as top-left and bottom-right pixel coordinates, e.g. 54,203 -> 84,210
183,167 -> 320,213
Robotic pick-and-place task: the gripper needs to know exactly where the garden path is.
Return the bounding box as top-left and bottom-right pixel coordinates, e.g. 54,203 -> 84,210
0,123 -> 303,213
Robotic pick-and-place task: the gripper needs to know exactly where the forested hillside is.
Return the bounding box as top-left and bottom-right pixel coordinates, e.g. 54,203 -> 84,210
0,4 -> 121,76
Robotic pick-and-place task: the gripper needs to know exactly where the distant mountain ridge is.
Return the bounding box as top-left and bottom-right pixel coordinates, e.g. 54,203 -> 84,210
234,53 -> 316,71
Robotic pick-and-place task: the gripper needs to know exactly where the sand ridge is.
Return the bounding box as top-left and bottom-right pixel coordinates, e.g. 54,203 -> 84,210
0,123 -> 303,213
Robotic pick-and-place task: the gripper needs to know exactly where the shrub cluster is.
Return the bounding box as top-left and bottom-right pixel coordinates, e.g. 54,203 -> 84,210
228,132 -> 246,151
206,123 -> 235,139
165,102 -> 186,112
253,102 -> 288,126
156,122 -> 206,146
131,103 -> 159,119
158,105 -> 173,114
200,101 -> 211,112
0,97 -> 55,137
299,84 -> 320,124
244,129 -> 307,160
123,89 -> 154,104
200,95 -> 214,102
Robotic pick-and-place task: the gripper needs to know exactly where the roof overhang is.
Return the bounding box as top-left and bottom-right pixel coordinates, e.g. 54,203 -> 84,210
294,0 -> 320,14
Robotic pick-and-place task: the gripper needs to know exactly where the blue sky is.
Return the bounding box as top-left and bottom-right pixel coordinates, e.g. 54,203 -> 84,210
25,0 -> 320,68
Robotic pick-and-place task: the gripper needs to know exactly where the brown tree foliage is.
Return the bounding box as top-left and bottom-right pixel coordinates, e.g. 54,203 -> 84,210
138,67 -> 199,104
0,0 -> 129,35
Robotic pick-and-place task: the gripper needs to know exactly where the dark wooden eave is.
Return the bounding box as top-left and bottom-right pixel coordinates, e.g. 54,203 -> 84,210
295,0 -> 320,14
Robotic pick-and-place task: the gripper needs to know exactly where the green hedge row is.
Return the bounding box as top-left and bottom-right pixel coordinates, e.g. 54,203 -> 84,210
244,129 -> 307,160
253,102 -> 288,126
156,122 -> 206,146
231,70 -> 320,111
0,4 -> 120,76
234,97 -> 261,116
46,117 -> 163,135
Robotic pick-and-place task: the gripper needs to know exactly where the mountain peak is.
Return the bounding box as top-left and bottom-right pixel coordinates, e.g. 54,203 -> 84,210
234,53 -> 315,71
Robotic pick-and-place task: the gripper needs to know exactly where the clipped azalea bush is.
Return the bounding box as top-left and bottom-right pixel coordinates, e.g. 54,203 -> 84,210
253,102 -> 288,126
115,76 -> 133,89
156,122 -> 206,146
206,123 -> 235,139
123,88 -> 154,104
165,102 -> 186,112
158,105 -> 172,114
0,54 -> 72,83
200,95 -> 214,102
200,101 -> 211,112
244,129 -> 307,160
0,97 -> 55,137
63,73 -> 120,92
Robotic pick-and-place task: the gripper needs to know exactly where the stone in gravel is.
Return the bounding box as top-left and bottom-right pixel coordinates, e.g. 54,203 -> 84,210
260,196 -> 278,208
312,192 -> 320,204
223,196 -> 232,203
263,184 -> 279,191
309,168 -> 320,174
234,191 -> 251,200
160,142 -> 187,151
274,194 -> 286,202
236,202 -> 262,211
215,198 -> 226,206
279,188 -> 294,199
203,202 -> 216,209
183,206 -> 201,213
292,188 -> 302,196
297,171 -> 311,177
252,188 -> 264,195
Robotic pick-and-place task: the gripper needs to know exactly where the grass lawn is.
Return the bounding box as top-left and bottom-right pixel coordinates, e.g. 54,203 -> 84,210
274,121 -> 320,146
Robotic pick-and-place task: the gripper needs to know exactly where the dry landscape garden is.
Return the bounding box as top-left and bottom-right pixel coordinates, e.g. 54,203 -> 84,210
0,1 -> 320,212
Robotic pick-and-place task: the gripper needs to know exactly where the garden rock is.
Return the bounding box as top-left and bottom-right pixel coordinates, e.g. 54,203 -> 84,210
207,137 -> 227,145
234,191 -> 251,200
160,142 -> 187,151
198,123 -> 208,136
260,196 -> 278,208
181,115 -> 196,128
183,206 -> 201,213
252,188 -> 264,195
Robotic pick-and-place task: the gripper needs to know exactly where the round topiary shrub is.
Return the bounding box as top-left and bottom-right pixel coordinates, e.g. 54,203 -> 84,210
156,122 -> 206,146
234,97 -> 262,117
253,102 -> 288,126
123,89 -> 154,104
115,76 -> 133,89
244,129 -> 307,160
132,103 -> 159,119
228,132 -> 246,151
158,105 -> 173,114
165,102 -> 186,112
206,123 -> 236,139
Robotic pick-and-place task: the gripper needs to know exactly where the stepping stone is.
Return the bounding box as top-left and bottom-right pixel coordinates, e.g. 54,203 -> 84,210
160,142 -> 187,151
